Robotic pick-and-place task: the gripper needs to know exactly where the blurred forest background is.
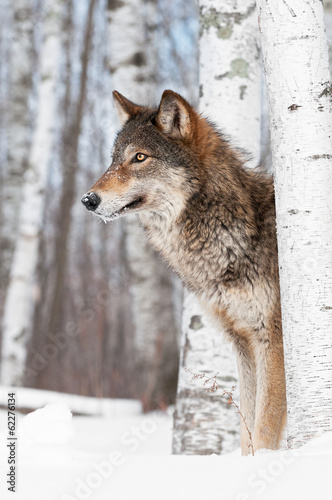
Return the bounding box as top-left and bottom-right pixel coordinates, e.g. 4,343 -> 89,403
0,0 -> 198,410
0,0 -> 331,413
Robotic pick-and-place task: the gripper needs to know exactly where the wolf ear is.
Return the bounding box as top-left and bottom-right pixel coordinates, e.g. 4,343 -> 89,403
155,90 -> 195,141
113,91 -> 145,126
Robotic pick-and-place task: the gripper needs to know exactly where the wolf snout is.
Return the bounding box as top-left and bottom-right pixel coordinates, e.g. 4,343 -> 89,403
81,192 -> 101,212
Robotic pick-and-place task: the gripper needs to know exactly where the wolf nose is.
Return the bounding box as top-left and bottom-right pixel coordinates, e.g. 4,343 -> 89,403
81,192 -> 101,211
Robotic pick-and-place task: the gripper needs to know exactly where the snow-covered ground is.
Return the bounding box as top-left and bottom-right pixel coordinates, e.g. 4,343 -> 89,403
0,389 -> 332,499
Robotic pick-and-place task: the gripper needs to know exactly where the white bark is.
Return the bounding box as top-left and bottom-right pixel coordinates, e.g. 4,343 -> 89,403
0,0 -> 11,174
1,0 -> 36,281
200,0 -> 261,164
107,0 -> 157,104
173,0 -> 261,455
257,0 -> 332,448
0,0 -> 12,319
173,292 -> 240,454
1,1 -> 62,386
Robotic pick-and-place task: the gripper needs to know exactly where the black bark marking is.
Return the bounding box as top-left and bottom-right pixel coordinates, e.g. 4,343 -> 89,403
189,315 -> 204,330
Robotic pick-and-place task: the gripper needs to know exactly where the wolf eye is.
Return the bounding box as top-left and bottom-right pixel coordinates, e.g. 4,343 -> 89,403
134,153 -> 148,162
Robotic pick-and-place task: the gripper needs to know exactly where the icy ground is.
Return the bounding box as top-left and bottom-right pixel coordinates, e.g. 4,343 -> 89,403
0,390 -> 332,499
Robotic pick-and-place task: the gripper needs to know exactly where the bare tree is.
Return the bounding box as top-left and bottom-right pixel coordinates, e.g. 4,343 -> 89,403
1,0 -> 62,385
257,0 -> 332,448
27,0 -> 108,395
44,0 -> 97,361
0,0 -> 36,348
26,0 -> 137,399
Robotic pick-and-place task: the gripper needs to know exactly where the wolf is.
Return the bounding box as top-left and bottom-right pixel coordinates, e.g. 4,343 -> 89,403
81,90 -> 287,454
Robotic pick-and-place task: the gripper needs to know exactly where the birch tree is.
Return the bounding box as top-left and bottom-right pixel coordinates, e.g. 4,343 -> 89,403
107,0 -> 180,410
257,0 -> 332,448
25,0 -> 136,397
28,0 -> 107,395
173,0 -> 261,455
0,0 -> 11,169
1,0 -> 62,385
0,0 -> 36,338
0,0 -> 12,325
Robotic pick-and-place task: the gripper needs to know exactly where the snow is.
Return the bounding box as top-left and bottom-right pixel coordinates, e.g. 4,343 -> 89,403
0,386 -> 142,417
19,403 -> 74,446
0,391 -> 332,499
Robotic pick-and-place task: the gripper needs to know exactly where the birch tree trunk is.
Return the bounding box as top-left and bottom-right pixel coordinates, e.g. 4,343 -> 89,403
107,0 -> 157,103
107,0 -> 180,410
26,0 -> 136,398
0,0 -> 35,342
0,0 -> 62,385
0,0 -> 12,336
173,0 -> 261,455
257,0 -> 332,448
0,0 -> 11,169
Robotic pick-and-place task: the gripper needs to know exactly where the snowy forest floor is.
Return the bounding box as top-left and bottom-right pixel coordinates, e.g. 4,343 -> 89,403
0,391 -> 331,499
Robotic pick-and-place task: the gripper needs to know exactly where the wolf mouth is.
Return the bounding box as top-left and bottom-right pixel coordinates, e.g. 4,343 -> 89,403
97,196 -> 145,221
120,196 -> 145,213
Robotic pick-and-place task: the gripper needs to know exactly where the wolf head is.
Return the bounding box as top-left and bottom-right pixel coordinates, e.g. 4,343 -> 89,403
81,90 -> 212,222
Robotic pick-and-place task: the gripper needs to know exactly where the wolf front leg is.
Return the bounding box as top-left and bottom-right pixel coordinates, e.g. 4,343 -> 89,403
252,330 -> 287,451
235,339 -> 257,455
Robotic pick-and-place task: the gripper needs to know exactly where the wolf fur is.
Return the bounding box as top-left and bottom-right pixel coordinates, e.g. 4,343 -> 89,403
82,90 -> 287,454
